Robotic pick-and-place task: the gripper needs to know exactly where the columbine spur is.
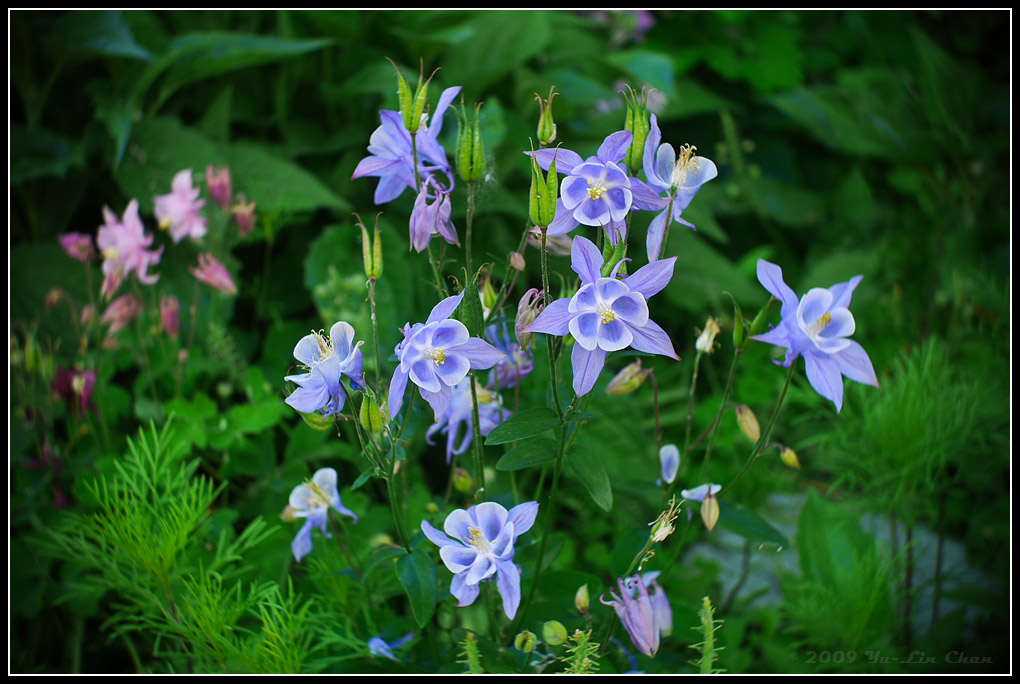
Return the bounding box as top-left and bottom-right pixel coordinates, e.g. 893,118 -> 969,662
751,259 -> 879,413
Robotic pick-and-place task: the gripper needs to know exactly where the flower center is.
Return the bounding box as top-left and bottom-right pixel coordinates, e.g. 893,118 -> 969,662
597,301 -> 616,324
302,480 -> 331,510
670,144 -> 700,188
806,312 -> 832,338
102,247 -> 119,261
467,526 -> 491,554
426,346 -> 447,366
587,179 -> 608,200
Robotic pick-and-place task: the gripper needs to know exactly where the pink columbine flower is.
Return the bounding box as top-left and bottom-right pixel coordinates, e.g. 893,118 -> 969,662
96,200 -> 163,299
205,165 -> 233,211
190,253 -> 237,294
232,196 -> 256,238
59,233 -> 95,262
160,295 -> 180,339
101,293 -> 143,334
155,169 -> 207,243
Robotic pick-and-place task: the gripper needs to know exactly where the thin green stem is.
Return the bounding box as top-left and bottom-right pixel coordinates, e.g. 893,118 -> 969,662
539,228 -> 564,419
695,349 -> 742,487
723,362 -> 795,494
368,278 -> 382,389
468,371 -> 486,498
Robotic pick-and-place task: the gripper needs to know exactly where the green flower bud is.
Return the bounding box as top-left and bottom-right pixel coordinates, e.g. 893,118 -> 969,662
298,410 -> 334,432
780,446 -> 801,469
735,405 -> 761,443
535,86 -> 558,147
606,359 -> 651,396
748,299 -> 771,339
456,102 -> 486,183
543,620 -> 569,646
514,630 -> 537,653
623,85 -> 651,173
728,294 -> 746,350
452,466 -> 474,494
359,395 -> 384,433
480,275 -> 499,314
387,58 -> 416,133
574,584 -> 590,614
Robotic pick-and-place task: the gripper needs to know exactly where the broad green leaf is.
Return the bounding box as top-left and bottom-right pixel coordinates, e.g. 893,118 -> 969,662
223,141 -> 348,216
716,500 -> 789,547
443,12 -> 553,93
565,446 -> 613,512
484,407 -> 560,445
605,50 -> 676,99
495,438 -> 558,471
50,10 -> 152,61
228,399 -> 286,435
10,125 -> 84,184
396,547 -> 438,628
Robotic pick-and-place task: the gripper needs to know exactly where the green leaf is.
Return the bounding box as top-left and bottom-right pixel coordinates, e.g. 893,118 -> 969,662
396,547 -> 438,628
605,50 -> 676,99
228,399 -> 286,435
495,438 -> 558,471
50,10 -> 152,60
484,407 -> 560,445
443,11 -> 553,93
716,500 -> 789,548
351,468 -> 382,492
223,141 -> 348,216
796,490 -> 872,588
565,446 -> 613,512
564,411 -> 600,423
10,125 -> 84,184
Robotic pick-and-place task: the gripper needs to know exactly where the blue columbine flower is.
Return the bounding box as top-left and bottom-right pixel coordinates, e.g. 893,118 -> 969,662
285,322 -> 365,419
352,86 -> 461,204
635,114 -> 718,262
485,323 -> 534,389
521,236 -> 679,396
287,467 -> 358,562
600,574 -> 660,658
421,501 -> 539,620
751,259 -> 879,413
388,292 -> 506,421
409,177 -> 459,252
368,633 -> 414,660
426,378 -> 510,464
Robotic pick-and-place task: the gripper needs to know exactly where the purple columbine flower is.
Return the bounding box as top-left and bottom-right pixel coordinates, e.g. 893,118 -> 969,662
625,572 -> 672,637
421,501 -> 539,620
352,86 -> 462,204
155,169 -> 207,244
636,114 -> 718,262
287,467 -> 358,563
97,200 -> 163,299
600,574 -> 660,658
368,633 -> 414,660
521,235 -> 679,396
426,379 -> 509,465
409,178 -> 458,252
190,253 -> 237,295
388,291 -> 505,421
285,322 -> 365,419
751,259 -> 879,413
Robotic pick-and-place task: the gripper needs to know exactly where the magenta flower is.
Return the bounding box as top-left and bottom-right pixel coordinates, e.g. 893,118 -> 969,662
155,169 -> 207,243
421,501 -> 539,619
59,233 -> 94,262
101,293 -> 142,334
232,197 -> 256,238
52,367 -> 96,416
189,253 -> 237,294
97,200 -> 163,298
522,236 -> 678,396
751,259 -> 879,413
352,86 -> 462,204
205,165 -> 232,211
388,292 -> 505,420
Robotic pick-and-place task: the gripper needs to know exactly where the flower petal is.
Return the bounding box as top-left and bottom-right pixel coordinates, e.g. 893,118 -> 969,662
507,502 -> 539,540
611,293 -> 649,327
571,343 -> 607,396
571,236 -> 604,284
291,519 -> 315,562
474,502 -> 509,542
496,560 -> 522,620
756,259 -> 800,318
597,130 -> 633,164
444,508 -> 473,541
421,519 -> 457,548
623,257 -> 676,299
804,351 -> 845,413
419,384 -> 452,421
528,147 -> 583,174
569,312 -> 601,351
440,545 -> 478,574
627,318 -> 679,360
523,298 -> 573,336
433,353 -> 471,387
388,366 -> 409,418
453,338 -> 506,370
450,572 -> 481,607
835,339 -> 879,388
426,292 -> 466,326
596,318 -> 633,352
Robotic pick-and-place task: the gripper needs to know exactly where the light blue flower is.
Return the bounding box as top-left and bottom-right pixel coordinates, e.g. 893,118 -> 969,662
368,633 -> 414,660
389,292 -> 505,420
751,259 -> 879,413
426,379 -> 509,465
485,323 -> 534,389
288,467 -> 358,563
521,236 -> 679,396
285,322 -> 365,419
680,483 -> 721,503
600,574 -> 660,658
658,444 -> 680,486
421,501 -> 539,620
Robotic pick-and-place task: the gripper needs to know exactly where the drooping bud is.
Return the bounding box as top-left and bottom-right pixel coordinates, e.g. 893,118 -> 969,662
160,295 -> 180,339
509,251 -> 525,271
359,394 -> 384,433
456,101 -> 486,183
780,446 -> 801,470
575,584 -> 590,614
695,317 -> 721,354
535,86 -> 558,146
606,358 -> 652,396
45,288 -> 63,311
232,196 -> 257,238
190,253 -> 237,295
514,630 -> 537,653
101,293 -> 142,334
622,85 -> 651,174
701,492 -> 720,533
452,466 -> 475,494
735,405 -> 761,443
542,620 -> 569,646
529,143 -> 558,228
515,288 -> 545,350
206,165 -> 233,211
59,233 -> 94,262
658,445 -> 680,486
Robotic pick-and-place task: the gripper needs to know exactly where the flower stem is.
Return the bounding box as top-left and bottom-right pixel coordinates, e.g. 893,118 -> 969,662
694,348 -> 743,488
723,362 -> 795,494
468,370 -> 486,499
539,228 -> 564,420
368,278 -> 382,390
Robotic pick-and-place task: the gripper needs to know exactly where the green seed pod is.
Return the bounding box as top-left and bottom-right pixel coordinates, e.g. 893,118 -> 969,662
388,58 -> 415,133
409,65 -> 437,136
574,584 -> 590,614
456,102 -> 485,183
543,620 -> 569,646
728,293 -> 745,350
514,630 -> 537,653
530,145 -> 560,228
371,219 -> 383,280
748,299 -> 771,338
623,85 -> 651,174
358,218 -> 373,281
535,86 -> 558,147
359,394 -> 384,433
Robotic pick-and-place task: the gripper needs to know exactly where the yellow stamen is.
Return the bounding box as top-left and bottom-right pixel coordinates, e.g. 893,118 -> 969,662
467,526 -> 491,553
670,144 -> 700,188
597,302 -> 616,324
158,218 -> 172,231
807,311 -> 833,337
586,179 -> 608,200
429,347 -> 446,366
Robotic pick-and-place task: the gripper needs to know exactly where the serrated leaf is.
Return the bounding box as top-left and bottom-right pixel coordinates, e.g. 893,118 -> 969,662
396,547 -> 438,628
484,407 -> 560,445
495,438 -> 558,471
565,446 -> 613,512
716,500 -> 789,547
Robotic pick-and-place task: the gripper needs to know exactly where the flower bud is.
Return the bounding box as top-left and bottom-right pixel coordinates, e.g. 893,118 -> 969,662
748,299 -> 771,339
359,395 -> 384,433
529,145 -> 559,228
190,253 -> 237,295
509,251 -> 526,271
45,288 -> 63,311
658,445 -> 680,486
232,196 -> 257,238
701,492 -> 720,533
535,87 -> 558,146
101,293 -> 142,334
514,630 -> 537,653
606,358 -> 651,396
206,165 -> 233,211
59,232 -> 95,262
80,305 -> 95,328
575,584 -> 590,614
780,446 -> 801,469
480,275 -> 498,314
623,85 -> 651,174
542,620 -> 568,646
452,466 -> 474,494
425,501 -> 439,514
456,102 -> 486,183
515,288 -> 545,350
160,295 -> 180,339
695,317 -> 721,354
298,410 -> 334,432
735,405 -> 761,443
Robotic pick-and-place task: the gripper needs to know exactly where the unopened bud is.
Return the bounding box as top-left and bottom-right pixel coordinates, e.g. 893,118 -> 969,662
480,276 -> 498,313
701,493 -> 720,533
425,502 -> 439,514
232,196 -> 257,238
389,57 -> 415,132
298,410 -> 334,432
45,288 -> 63,311
456,101 -> 486,183
80,305 -> 95,328
748,299 -> 771,339
514,630 -> 537,653
160,295 -> 180,339
575,584 -> 590,614
606,358 -> 651,396
509,251 -> 525,271
780,446 -> 801,469
515,288 -> 545,350
542,620 -> 568,646
359,395 -> 384,433
452,467 -> 474,494
206,165 -> 233,211
735,405 -> 761,443
535,87 -> 558,146
695,317 -> 721,354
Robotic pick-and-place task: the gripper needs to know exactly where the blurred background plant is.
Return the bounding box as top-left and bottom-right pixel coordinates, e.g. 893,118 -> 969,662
10,9 -> 1009,673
